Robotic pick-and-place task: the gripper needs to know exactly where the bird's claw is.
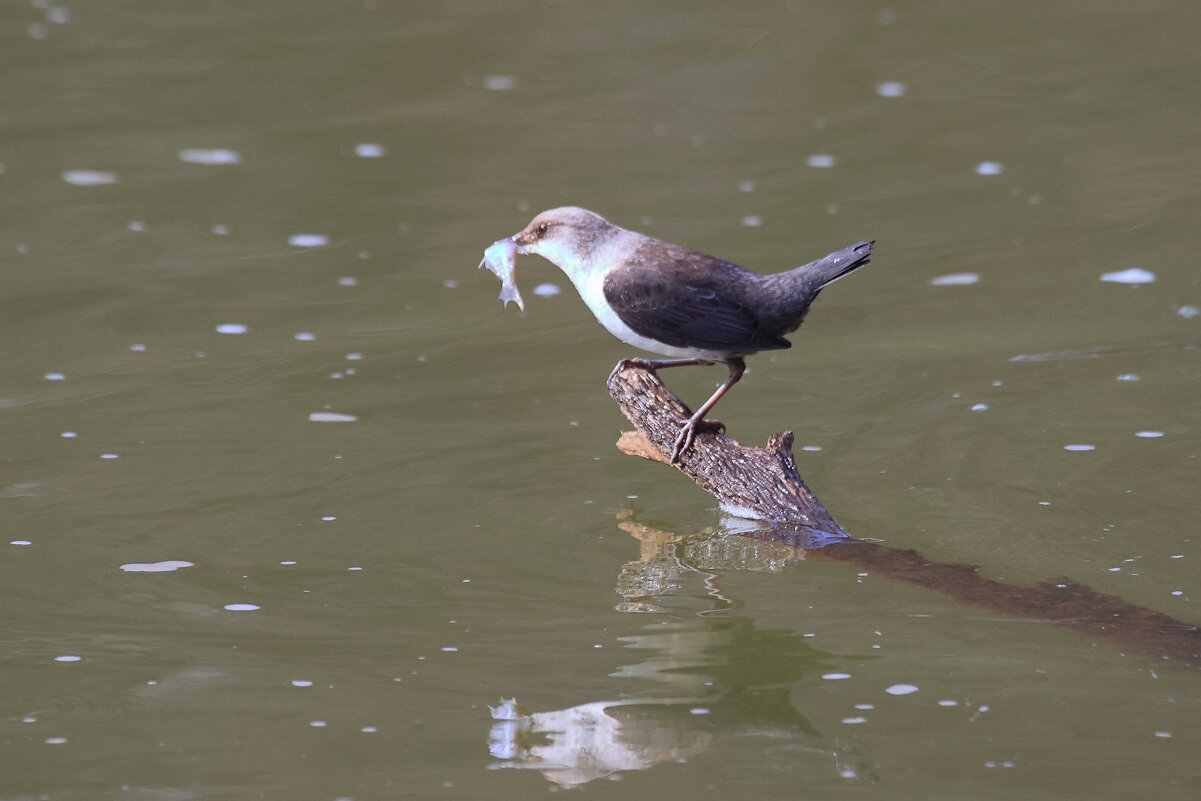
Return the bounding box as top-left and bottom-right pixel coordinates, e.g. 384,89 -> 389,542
668,417 -> 725,463
669,425 -> 694,464
609,357 -> 660,382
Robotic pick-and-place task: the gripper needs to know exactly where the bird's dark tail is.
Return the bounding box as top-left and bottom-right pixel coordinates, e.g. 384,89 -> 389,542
793,240 -> 874,290
751,240 -> 874,336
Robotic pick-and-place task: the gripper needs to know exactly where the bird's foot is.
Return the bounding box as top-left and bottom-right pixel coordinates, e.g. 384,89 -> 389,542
669,417 -> 725,463
609,357 -> 661,382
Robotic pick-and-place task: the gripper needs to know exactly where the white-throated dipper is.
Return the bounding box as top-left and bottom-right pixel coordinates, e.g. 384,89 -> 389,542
493,207 -> 873,463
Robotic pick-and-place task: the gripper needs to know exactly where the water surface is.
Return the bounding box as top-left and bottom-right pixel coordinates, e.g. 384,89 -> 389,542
2,2 -> 1200,799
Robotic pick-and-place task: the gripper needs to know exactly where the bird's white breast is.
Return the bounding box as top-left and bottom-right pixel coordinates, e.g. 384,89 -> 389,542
566,254 -> 729,361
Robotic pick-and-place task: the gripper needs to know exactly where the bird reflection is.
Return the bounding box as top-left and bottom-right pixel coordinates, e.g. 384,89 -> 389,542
486,511 -> 876,788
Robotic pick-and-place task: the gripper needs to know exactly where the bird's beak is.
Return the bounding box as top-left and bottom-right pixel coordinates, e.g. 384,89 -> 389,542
510,232 -> 532,255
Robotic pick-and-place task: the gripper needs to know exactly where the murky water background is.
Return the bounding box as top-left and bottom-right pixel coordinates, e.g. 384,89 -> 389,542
2,2 -> 1200,798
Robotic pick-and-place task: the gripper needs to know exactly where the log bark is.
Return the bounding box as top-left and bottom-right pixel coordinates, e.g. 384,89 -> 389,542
606,360 -> 846,538
607,360 -> 1201,669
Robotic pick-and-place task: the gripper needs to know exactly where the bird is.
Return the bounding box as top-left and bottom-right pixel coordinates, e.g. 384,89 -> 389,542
506,207 -> 873,463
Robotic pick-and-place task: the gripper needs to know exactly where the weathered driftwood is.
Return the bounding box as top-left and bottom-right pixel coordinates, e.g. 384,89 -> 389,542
607,360 -> 1201,669
607,359 -> 845,535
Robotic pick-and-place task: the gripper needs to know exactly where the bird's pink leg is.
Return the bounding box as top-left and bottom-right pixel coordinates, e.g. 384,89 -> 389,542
668,359 -> 745,462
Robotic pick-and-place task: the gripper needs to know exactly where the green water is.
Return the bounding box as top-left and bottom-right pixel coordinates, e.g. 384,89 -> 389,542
2,2 -> 1200,799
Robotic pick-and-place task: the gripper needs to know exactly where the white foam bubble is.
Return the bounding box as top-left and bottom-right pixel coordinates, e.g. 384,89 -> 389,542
876,81 -> 906,97
806,154 -> 837,168
216,323 -> 248,334
62,169 -> 119,186
294,332 -> 316,341
223,603 -> 260,611
533,283 -> 561,297
178,148 -> 240,165
44,372 -> 66,381
309,412 -> 358,422
289,234 -> 329,247
1064,444 -> 1095,452
975,161 -> 1004,175
355,143 -> 386,158
120,560 -> 194,572
822,672 -> 852,680
482,74 -> 517,91
1176,304 -> 1198,319
741,215 -> 763,227
1135,430 -> 1164,438
931,272 -> 980,286
885,683 -> 919,695
1100,267 -> 1155,284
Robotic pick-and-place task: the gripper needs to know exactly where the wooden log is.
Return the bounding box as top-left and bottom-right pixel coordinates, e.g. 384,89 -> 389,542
607,359 -> 846,536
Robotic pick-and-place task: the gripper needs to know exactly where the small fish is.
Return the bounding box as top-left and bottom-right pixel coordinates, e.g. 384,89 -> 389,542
478,237 -> 524,311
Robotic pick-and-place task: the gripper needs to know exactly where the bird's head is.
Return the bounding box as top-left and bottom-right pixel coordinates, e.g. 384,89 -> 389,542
511,207 -> 617,272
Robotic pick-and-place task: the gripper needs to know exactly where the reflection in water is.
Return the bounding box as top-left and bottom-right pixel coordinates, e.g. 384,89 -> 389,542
488,502 -> 1201,787
615,511 -> 801,613
488,513 -> 877,787
489,698 -> 714,788
620,487 -> 1201,672
488,619 -> 874,788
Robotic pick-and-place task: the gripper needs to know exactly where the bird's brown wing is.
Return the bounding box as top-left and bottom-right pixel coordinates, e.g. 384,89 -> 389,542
602,250 -> 790,354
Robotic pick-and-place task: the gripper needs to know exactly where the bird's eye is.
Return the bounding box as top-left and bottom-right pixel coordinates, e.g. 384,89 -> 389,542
536,222 -> 549,237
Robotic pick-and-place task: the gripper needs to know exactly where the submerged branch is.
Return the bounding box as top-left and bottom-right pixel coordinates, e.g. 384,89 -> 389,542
606,360 -> 1201,669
